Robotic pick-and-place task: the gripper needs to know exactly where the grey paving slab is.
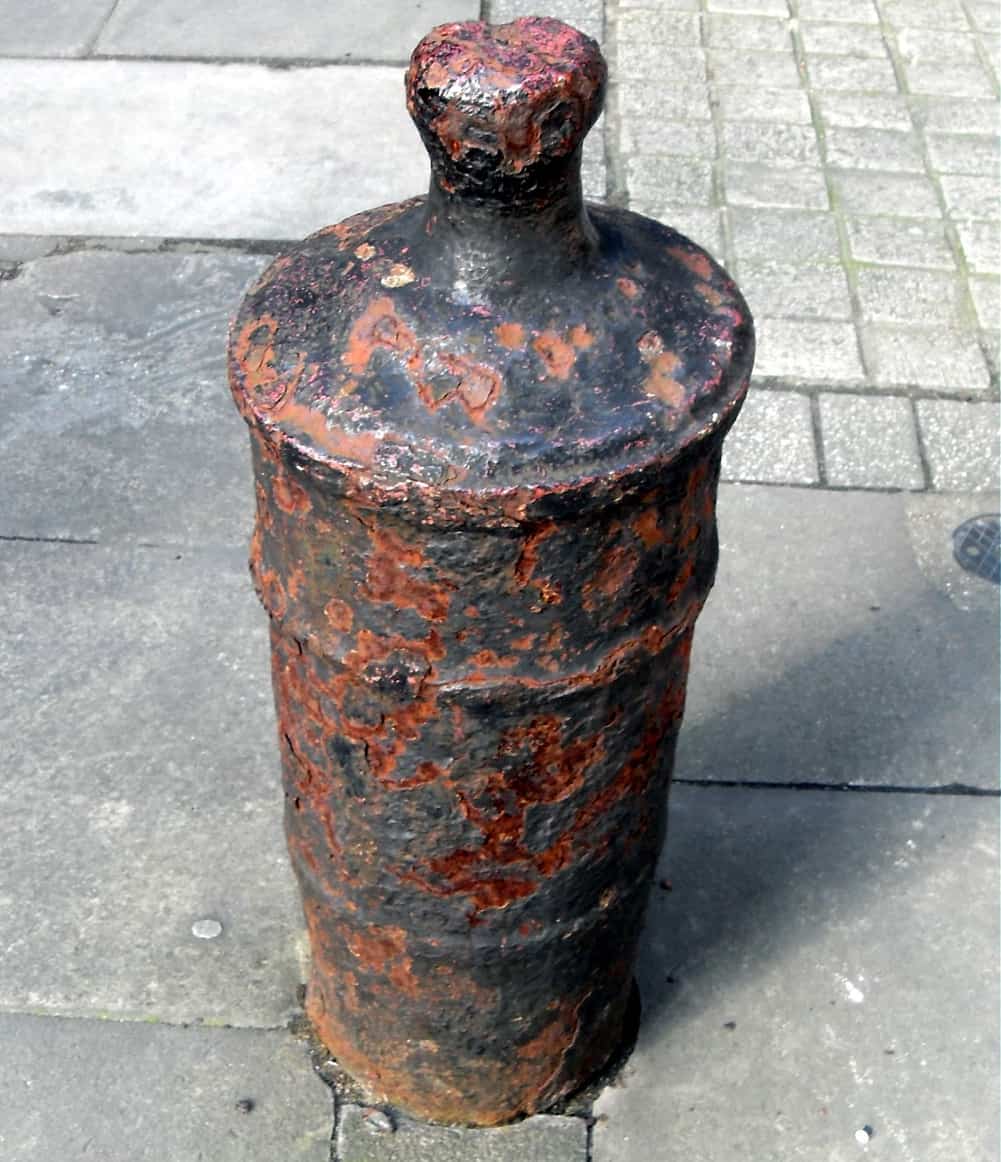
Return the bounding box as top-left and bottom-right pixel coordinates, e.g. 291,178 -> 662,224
1,60 -> 429,239
910,94 -> 999,135
685,485 -> 1000,787
861,323 -> 993,390
714,84 -> 812,124
735,262 -> 853,320
829,169 -> 942,218
939,173 -> 1001,221
707,0 -> 788,13
969,275 -> 1000,330
806,53 -> 900,91
626,155 -> 715,205
492,0 -> 604,43
854,266 -> 973,327
0,541 -> 304,1025
618,41 -> 707,81
338,1106 -> 587,1162
816,92 -> 912,131
916,400 -> 1001,491
97,0 -> 478,61
895,26 -> 982,63
905,490 -> 1001,613
633,204 -> 725,258
800,20 -> 889,56
617,81 -> 712,125
879,0 -> 971,31
926,132 -> 1001,176
0,250 -> 264,545
0,236 -> 60,262
903,59 -> 997,97
708,49 -> 804,89
845,215 -> 955,269
724,163 -> 828,209
617,7 -> 700,50
719,391 -> 819,484
720,122 -> 822,168
798,0 -> 878,21
621,119 -> 716,160
728,207 -> 842,266
823,127 -> 925,172
818,393 -> 924,489
752,318 -> 865,383
956,219 -> 1001,274
592,786 -> 1000,1161
705,13 -> 793,52
0,0 -> 115,57
0,1016 -> 331,1161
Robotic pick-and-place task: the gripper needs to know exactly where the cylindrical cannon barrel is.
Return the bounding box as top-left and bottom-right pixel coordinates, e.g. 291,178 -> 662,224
228,17 -> 753,1127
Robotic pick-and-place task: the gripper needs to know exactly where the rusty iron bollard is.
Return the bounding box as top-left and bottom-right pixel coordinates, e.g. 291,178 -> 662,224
228,17 -> 753,1128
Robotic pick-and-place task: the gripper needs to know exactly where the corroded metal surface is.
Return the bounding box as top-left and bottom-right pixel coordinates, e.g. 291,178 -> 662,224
229,16 -> 753,1127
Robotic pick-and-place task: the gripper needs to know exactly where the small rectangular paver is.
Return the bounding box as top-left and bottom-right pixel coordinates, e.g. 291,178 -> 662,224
880,0 -> 972,30
0,0 -> 115,56
708,49 -> 805,89
714,84 -> 813,124
621,119 -> 716,159
939,174 -> 1001,221
797,0 -> 878,21
707,0 -> 788,12
823,127 -> 925,172
705,13 -> 792,51
618,42 -> 707,81
618,82 -> 712,125
626,155 -> 715,205
911,95 -> 999,135
1,60 -> 429,239
97,0 -> 478,61
492,0 -> 603,42
617,8 -> 700,48
720,390 -> 819,483
593,788 -> 1000,1161
634,204 -> 725,256
728,207 -> 842,265
807,53 -> 900,91
736,262 -> 853,320
753,318 -> 865,382
861,324 -> 992,391
854,267 -> 972,327
904,60 -> 997,97
724,163 -> 829,209
0,1016 -> 332,1162
719,122 -> 821,168
338,1107 -> 588,1162
916,400 -> 1001,491
829,169 -> 942,218
845,215 -> 955,269
956,220 -> 1001,274
969,276 -> 1000,330
800,20 -> 889,55
816,92 -> 912,130
926,132 -> 1001,175
819,393 -> 924,489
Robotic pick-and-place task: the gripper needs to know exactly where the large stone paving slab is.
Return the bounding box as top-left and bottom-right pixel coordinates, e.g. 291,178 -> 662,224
97,0 -> 479,62
593,785 -> 1000,1162
0,0 -> 115,57
0,1016 -> 331,1161
684,486 -> 1000,789
1,60 -> 429,239
0,541 -> 302,1026
0,250 -> 264,545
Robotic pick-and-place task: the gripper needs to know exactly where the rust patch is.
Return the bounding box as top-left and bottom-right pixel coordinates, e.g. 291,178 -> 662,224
532,330 -> 576,380
616,277 -> 640,299
495,321 -> 526,349
668,245 -> 713,281
343,296 -> 421,376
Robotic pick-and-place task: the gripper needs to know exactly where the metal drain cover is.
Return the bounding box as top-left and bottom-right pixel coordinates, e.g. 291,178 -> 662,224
952,515 -> 1001,584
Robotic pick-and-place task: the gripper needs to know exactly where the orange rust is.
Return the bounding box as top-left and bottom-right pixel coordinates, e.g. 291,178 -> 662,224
422,352 -> 503,424
361,524 -> 454,622
278,399 -> 379,467
616,277 -> 640,299
668,245 -> 713,281
511,633 -> 536,651
495,321 -> 526,349
343,296 -> 422,376
695,280 -> 723,307
633,506 -> 666,548
324,598 -> 354,633
569,323 -> 594,349
532,330 -> 576,379
513,520 -> 557,588
272,468 -> 311,515
643,353 -> 685,407
582,544 -> 639,610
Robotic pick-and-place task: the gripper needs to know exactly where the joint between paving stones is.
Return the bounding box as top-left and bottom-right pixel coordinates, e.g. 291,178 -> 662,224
602,0 -> 630,209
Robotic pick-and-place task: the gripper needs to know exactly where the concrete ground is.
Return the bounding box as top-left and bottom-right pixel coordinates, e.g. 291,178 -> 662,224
0,1 -> 997,1160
